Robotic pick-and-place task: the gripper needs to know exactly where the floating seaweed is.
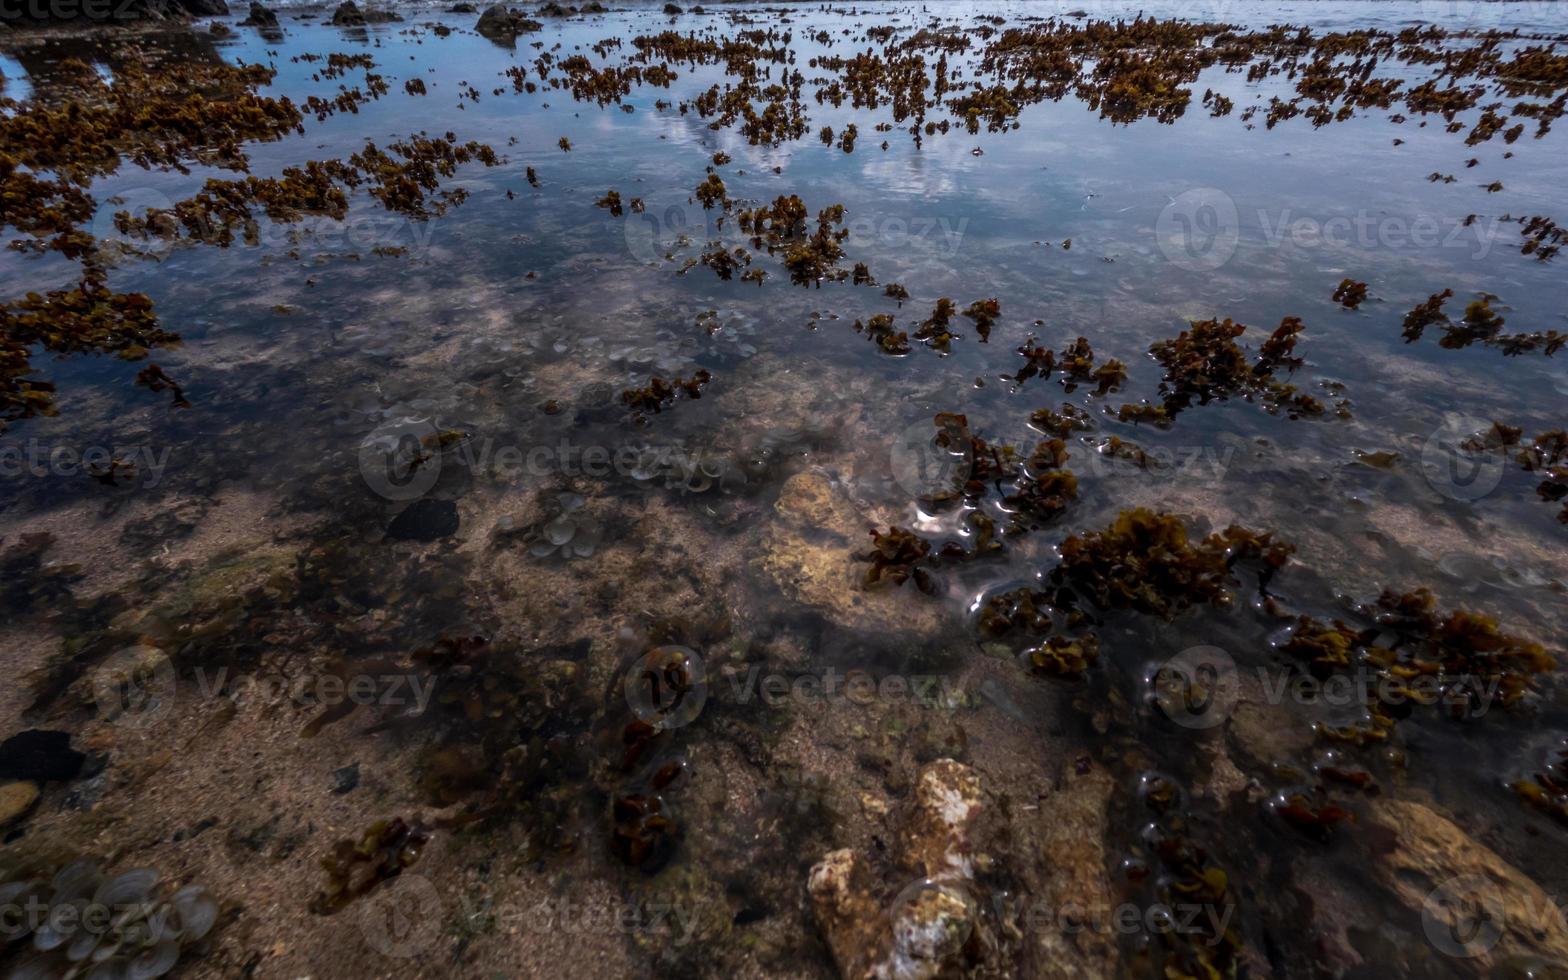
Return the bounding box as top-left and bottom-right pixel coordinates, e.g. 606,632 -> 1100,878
1117,316 -> 1327,425
961,297 -> 1000,342
1048,508 -> 1293,619
854,313 -> 909,355
1332,279 -> 1368,309
621,369 -> 713,420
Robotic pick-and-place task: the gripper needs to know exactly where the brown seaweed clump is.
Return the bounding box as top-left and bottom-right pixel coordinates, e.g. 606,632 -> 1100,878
962,297 -> 1000,341
1331,278 -> 1368,308
694,172 -> 728,209
1130,774 -> 1243,978
912,298 -> 958,351
1004,440 -> 1078,525
310,818 -> 431,914
1013,335 -> 1125,395
1517,430 -> 1568,523
621,370 -> 713,419
1400,288 -> 1454,342
854,313 -> 909,355
1401,291 -> 1565,356
596,189 -> 625,215
1513,741 -> 1568,826
610,790 -> 680,869
1283,587 -> 1557,745
1117,316 -> 1326,425
2,282 -> 181,429
1048,508 -> 1293,619
857,526 -> 936,594
0,50 -> 320,428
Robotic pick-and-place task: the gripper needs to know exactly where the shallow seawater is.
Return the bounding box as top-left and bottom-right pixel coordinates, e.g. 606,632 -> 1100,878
2,2 -> 1567,978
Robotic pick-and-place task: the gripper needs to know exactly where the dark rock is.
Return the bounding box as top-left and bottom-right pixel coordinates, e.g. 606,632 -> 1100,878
447,1 -> 476,9
332,763 -> 360,795
239,0 -> 277,25
475,3 -> 540,38
387,498 -> 460,541
0,730 -> 86,783
331,0 -> 401,24
182,0 -> 227,14
663,2 -> 681,12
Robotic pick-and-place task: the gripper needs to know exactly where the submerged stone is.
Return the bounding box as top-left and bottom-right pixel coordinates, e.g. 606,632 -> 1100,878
0,730 -> 86,783
386,498 -> 460,541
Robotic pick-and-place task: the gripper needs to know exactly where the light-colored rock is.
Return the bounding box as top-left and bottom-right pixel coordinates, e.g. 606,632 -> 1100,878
1369,798 -> 1568,969
808,849 -> 890,978
758,472 -> 942,636
900,759 -> 982,880
0,781 -> 40,827
809,760 -> 992,979
1033,766 -> 1118,978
